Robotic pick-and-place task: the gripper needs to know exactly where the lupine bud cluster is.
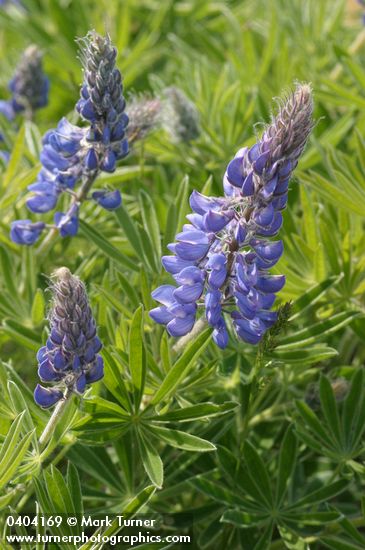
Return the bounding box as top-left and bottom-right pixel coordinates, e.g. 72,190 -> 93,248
162,87 -> 200,143
10,31 -> 128,246
126,94 -> 162,143
34,268 -> 103,408
0,45 -> 49,120
150,84 -> 313,349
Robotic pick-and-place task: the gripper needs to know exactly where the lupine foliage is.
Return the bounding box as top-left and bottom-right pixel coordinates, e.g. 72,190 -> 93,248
0,1 -> 365,549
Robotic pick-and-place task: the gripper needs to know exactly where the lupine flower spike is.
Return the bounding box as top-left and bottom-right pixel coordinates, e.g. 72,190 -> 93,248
150,84 -> 314,349
11,31 -> 128,245
0,45 -> 49,121
126,94 -> 162,143
162,87 -> 200,143
34,268 -> 103,408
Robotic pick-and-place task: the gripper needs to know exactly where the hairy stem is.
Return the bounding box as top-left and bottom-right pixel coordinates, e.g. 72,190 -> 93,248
38,389 -> 73,448
171,317 -> 208,354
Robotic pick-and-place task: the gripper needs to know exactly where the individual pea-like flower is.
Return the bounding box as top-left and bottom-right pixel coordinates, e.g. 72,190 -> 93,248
162,87 -> 200,143
34,268 -> 103,408
11,31 -> 129,245
126,93 -> 162,143
150,84 -> 314,349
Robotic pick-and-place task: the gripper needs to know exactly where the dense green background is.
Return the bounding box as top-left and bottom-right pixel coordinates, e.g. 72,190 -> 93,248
0,1 -> 365,549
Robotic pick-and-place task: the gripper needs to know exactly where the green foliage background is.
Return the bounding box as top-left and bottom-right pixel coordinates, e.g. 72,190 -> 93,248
0,0 -> 365,548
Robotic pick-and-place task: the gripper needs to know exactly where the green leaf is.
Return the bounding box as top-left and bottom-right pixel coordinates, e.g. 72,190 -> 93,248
0,430 -> 34,489
279,312 -> 359,349
129,305 -> 146,411
79,219 -> 138,272
31,288 -> 45,326
137,429 -> 163,488
272,345 -> 338,365
275,426 -> 297,507
296,401 -> 334,447
151,328 -> 212,405
115,204 -> 144,259
139,189 -> 162,266
102,348 -> 132,412
149,401 -> 238,422
243,441 -> 273,508
343,369 -> 365,448
149,425 -> 216,452
1,125 -> 25,192
66,462 -> 83,517
220,509 -> 269,528
319,375 -> 342,445
299,253 -> 339,296
190,472 -> 250,508
286,479 -> 348,509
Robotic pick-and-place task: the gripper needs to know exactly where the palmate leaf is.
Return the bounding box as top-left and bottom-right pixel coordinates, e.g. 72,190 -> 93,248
295,370 -> 365,463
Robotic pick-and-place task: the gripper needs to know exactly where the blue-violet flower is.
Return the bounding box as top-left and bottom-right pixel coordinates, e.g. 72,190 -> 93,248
150,84 -> 314,349
11,31 -> 128,245
34,267 -> 103,408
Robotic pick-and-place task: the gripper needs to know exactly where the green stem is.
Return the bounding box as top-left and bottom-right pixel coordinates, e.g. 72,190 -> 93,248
38,389 -> 73,449
171,317 -> 208,354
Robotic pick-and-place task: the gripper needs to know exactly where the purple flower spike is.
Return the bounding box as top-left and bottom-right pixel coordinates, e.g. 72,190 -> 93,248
150,84 -> 313,348
10,32 -> 129,245
34,268 -> 103,407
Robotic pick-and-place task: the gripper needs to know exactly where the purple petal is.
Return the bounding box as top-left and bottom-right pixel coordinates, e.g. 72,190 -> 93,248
208,268 -> 227,289
75,373 -> 86,394
34,384 -> 63,408
212,319 -> 228,349
173,283 -> 203,303
254,240 -> 283,262
166,316 -> 195,337
253,204 -> 275,227
226,156 -> 244,188
174,266 -> 205,285
85,148 -> 98,170
255,275 -> 285,293
38,360 -> 61,382
92,189 -> 122,210
253,150 -> 270,174
203,210 -> 234,232
256,212 -> 283,237
27,193 -> 58,213
175,241 -> 210,261
149,306 -> 174,324
242,172 -> 255,196
86,356 -> 104,383
162,256 -> 195,274
189,190 -> 222,215
151,285 -> 177,306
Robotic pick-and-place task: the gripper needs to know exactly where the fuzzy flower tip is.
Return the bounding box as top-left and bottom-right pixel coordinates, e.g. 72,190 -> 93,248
162,87 -> 200,143
150,84 -> 314,349
34,268 -> 103,408
126,94 -> 162,143
11,31 -> 128,245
